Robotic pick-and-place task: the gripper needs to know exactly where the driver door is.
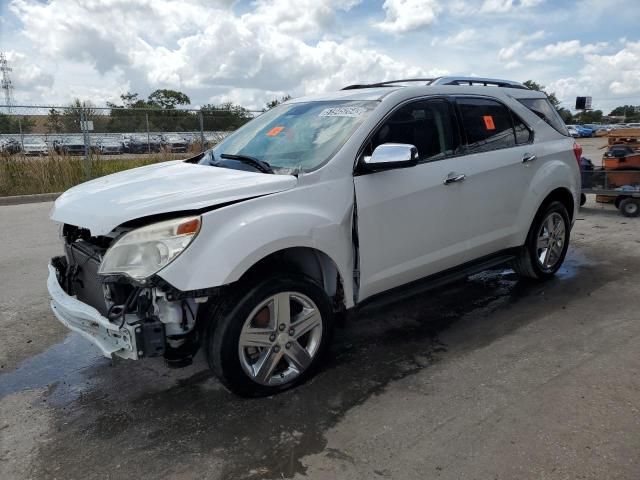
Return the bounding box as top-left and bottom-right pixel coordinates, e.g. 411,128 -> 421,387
354,98 -> 472,301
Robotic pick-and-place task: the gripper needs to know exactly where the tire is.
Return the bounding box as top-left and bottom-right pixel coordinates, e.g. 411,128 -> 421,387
206,274 -> 334,397
580,193 -> 587,207
619,198 -> 640,217
513,201 -> 570,280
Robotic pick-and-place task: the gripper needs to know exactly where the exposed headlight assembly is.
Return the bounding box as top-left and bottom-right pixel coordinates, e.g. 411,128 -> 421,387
98,216 -> 201,281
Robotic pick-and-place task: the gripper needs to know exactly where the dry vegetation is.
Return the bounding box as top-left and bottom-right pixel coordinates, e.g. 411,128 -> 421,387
0,152 -> 190,196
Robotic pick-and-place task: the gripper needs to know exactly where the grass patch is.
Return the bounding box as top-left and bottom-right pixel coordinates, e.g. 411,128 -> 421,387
0,152 -> 191,196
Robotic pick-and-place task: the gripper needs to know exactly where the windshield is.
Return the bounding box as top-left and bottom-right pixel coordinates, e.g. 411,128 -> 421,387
199,100 -> 377,173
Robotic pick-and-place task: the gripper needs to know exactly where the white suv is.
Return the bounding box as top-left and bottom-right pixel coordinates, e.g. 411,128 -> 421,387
48,77 -> 581,396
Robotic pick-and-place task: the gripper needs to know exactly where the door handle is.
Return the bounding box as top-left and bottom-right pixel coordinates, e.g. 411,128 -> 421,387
522,153 -> 537,163
443,173 -> 466,185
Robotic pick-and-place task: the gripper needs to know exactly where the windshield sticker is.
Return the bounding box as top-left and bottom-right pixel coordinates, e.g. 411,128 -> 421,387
266,126 -> 285,137
483,115 -> 496,130
319,106 -> 367,118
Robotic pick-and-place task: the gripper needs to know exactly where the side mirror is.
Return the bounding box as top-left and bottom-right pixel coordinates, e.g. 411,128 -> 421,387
362,143 -> 419,172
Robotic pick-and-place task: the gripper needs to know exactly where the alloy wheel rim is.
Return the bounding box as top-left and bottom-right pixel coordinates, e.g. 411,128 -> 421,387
536,212 -> 566,270
238,292 -> 323,386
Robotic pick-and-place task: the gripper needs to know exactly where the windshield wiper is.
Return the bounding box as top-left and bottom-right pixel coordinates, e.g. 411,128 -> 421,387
219,153 -> 274,174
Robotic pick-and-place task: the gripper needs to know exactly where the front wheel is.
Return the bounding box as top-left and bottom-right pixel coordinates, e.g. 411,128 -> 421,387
206,274 -> 334,397
513,201 -> 571,280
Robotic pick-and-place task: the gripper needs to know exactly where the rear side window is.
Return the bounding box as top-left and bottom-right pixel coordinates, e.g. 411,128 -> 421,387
456,97 -> 517,152
513,115 -> 532,144
518,98 -> 569,135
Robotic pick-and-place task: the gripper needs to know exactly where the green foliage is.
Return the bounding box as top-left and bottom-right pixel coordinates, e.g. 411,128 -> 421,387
0,113 -> 35,134
201,102 -> 254,131
608,105 -> 640,121
46,108 -> 64,133
148,89 -> 191,109
0,153 -> 181,196
574,110 -> 604,124
264,94 -> 292,111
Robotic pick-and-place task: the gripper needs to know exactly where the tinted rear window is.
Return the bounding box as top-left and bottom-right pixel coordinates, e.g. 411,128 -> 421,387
457,97 -> 517,152
518,98 -> 569,135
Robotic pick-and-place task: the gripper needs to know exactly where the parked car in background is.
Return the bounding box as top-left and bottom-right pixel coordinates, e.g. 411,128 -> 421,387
0,137 -> 21,155
567,126 -> 580,138
567,125 -> 594,137
127,134 -> 162,153
48,76 -> 580,396
161,133 -> 189,153
95,138 -> 124,155
55,136 -> 86,155
22,137 -> 49,156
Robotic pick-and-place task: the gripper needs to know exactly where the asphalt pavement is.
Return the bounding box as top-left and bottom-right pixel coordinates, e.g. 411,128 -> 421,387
1,197 -> 639,480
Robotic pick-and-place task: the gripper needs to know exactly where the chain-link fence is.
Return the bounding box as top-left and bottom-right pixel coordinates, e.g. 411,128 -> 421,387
0,104 -> 261,178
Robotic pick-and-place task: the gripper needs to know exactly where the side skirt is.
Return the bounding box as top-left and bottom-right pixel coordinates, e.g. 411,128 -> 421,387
353,248 -> 520,315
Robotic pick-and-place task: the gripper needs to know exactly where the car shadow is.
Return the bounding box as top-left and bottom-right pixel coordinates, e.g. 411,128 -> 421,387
27,252 -> 605,479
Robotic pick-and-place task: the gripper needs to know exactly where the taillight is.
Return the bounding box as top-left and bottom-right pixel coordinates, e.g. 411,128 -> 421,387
573,142 -> 583,166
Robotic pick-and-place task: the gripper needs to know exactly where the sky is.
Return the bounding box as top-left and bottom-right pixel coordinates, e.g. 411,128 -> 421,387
1,0 -> 639,113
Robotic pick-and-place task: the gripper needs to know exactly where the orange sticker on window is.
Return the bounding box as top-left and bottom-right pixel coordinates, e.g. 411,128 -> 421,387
483,115 -> 496,130
266,126 -> 284,137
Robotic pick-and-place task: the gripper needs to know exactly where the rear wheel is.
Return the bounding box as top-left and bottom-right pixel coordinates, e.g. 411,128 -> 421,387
206,274 -> 334,397
513,201 -> 570,280
619,198 -> 640,217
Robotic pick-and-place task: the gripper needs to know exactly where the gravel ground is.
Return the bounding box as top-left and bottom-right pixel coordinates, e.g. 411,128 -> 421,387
1,196 -> 639,480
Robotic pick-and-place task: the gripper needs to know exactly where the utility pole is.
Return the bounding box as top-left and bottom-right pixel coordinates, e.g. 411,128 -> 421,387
0,52 -> 15,114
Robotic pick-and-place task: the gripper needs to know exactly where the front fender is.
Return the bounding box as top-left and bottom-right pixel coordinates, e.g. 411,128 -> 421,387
157,178 -> 356,306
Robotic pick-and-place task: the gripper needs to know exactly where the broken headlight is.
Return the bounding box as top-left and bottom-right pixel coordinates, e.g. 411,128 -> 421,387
98,216 -> 201,281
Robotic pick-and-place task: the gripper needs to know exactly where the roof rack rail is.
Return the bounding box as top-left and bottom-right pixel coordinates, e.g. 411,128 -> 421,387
341,78 -> 434,90
430,76 -> 528,89
341,76 -> 528,91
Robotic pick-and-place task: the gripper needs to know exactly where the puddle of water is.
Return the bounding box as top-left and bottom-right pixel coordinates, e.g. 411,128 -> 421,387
9,250 -> 596,480
29,267 -> 540,480
0,333 -> 106,402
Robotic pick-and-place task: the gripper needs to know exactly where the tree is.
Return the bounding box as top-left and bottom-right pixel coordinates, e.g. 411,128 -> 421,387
201,102 -> 253,131
556,107 -> 573,124
574,110 -> 604,124
63,99 -> 101,133
46,108 -> 64,133
148,89 -> 191,109
0,113 -> 35,134
608,105 -> 640,121
263,94 -> 292,111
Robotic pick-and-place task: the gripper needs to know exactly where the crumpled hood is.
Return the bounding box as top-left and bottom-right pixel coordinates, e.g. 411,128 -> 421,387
51,160 -> 297,235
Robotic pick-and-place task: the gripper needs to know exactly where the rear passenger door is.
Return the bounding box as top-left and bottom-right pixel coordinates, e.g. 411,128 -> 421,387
453,96 -> 536,260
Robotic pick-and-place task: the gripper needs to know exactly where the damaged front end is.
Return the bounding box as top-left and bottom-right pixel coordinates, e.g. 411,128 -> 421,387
48,222 -> 216,367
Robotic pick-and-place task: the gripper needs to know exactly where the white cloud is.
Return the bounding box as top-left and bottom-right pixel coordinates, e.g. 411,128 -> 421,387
2,0 -> 637,115
479,0 -> 544,13
526,40 -> 608,60
5,51 -> 54,94
247,0 -> 361,37
376,0 -> 442,34
480,0 -> 514,13
438,29 -> 477,46
547,41 -> 640,112
7,0 -> 429,107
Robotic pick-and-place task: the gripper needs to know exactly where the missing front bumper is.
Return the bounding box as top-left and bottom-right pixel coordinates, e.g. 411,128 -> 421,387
47,263 -> 140,360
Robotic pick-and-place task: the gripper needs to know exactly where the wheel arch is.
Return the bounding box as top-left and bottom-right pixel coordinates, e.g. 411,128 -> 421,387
539,187 -> 575,221
233,246 -> 347,312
